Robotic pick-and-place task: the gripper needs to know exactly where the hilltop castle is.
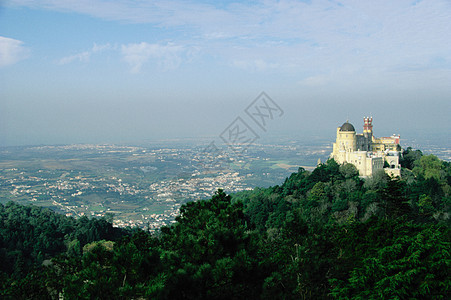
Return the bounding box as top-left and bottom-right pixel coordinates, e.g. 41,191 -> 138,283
331,117 -> 401,177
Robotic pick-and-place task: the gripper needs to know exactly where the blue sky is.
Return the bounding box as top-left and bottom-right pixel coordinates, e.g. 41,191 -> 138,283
1,0 -> 450,146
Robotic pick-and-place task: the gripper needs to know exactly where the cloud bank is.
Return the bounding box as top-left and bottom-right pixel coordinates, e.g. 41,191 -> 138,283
58,43 -> 112,65
6,0 -> 451,85
121,42 -> 187,73
0,36 -> 30,67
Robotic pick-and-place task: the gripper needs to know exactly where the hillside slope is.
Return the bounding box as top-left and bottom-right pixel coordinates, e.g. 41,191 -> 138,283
1,148 -> 450,299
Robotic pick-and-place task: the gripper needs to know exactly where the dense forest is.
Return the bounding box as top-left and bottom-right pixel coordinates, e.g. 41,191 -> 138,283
1,147 -> 449,299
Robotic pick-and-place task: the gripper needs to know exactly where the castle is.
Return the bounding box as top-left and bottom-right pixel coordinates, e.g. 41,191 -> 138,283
331,117 -> 401,177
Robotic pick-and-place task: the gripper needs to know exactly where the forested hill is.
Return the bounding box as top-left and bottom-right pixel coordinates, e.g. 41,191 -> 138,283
1,148 -> 450,299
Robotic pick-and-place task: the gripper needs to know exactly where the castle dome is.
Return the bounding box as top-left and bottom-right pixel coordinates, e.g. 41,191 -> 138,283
340,121 -> 355,132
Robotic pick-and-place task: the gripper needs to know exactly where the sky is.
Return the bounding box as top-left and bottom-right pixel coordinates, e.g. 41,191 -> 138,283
0,0 -> 450,147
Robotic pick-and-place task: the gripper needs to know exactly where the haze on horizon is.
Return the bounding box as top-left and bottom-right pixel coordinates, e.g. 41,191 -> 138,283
1,0 -> 450,147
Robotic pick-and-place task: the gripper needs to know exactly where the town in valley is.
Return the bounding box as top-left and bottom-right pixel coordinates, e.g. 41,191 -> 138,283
0,133 -> 448,230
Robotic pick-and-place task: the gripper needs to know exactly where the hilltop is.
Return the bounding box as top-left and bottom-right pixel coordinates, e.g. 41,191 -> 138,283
0,147 -> 450,299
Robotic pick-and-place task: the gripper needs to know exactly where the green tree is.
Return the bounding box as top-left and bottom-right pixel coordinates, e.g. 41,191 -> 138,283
330,221 -> 450,299
413,154 -> 444,182
379,177 -> 411,219
400,147 -> 423,170
339,163 -> 359,179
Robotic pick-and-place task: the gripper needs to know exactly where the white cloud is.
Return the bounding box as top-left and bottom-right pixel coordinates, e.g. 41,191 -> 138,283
232,59 -> 279,72
121,42 -> 187,73
57,42 -> 196,73
92,43 -> 111,53
58,51 -> 90,65
0,36 -> 30,67
7,0 -> 451,81
299,75 -> 329,87
58,43 -> 112,65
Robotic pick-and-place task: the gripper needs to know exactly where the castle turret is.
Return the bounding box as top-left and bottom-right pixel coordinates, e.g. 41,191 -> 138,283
363,116 -> 373,134
337,121 -> 356,152
332,121 -> 357,166
363,117 -> 373,151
